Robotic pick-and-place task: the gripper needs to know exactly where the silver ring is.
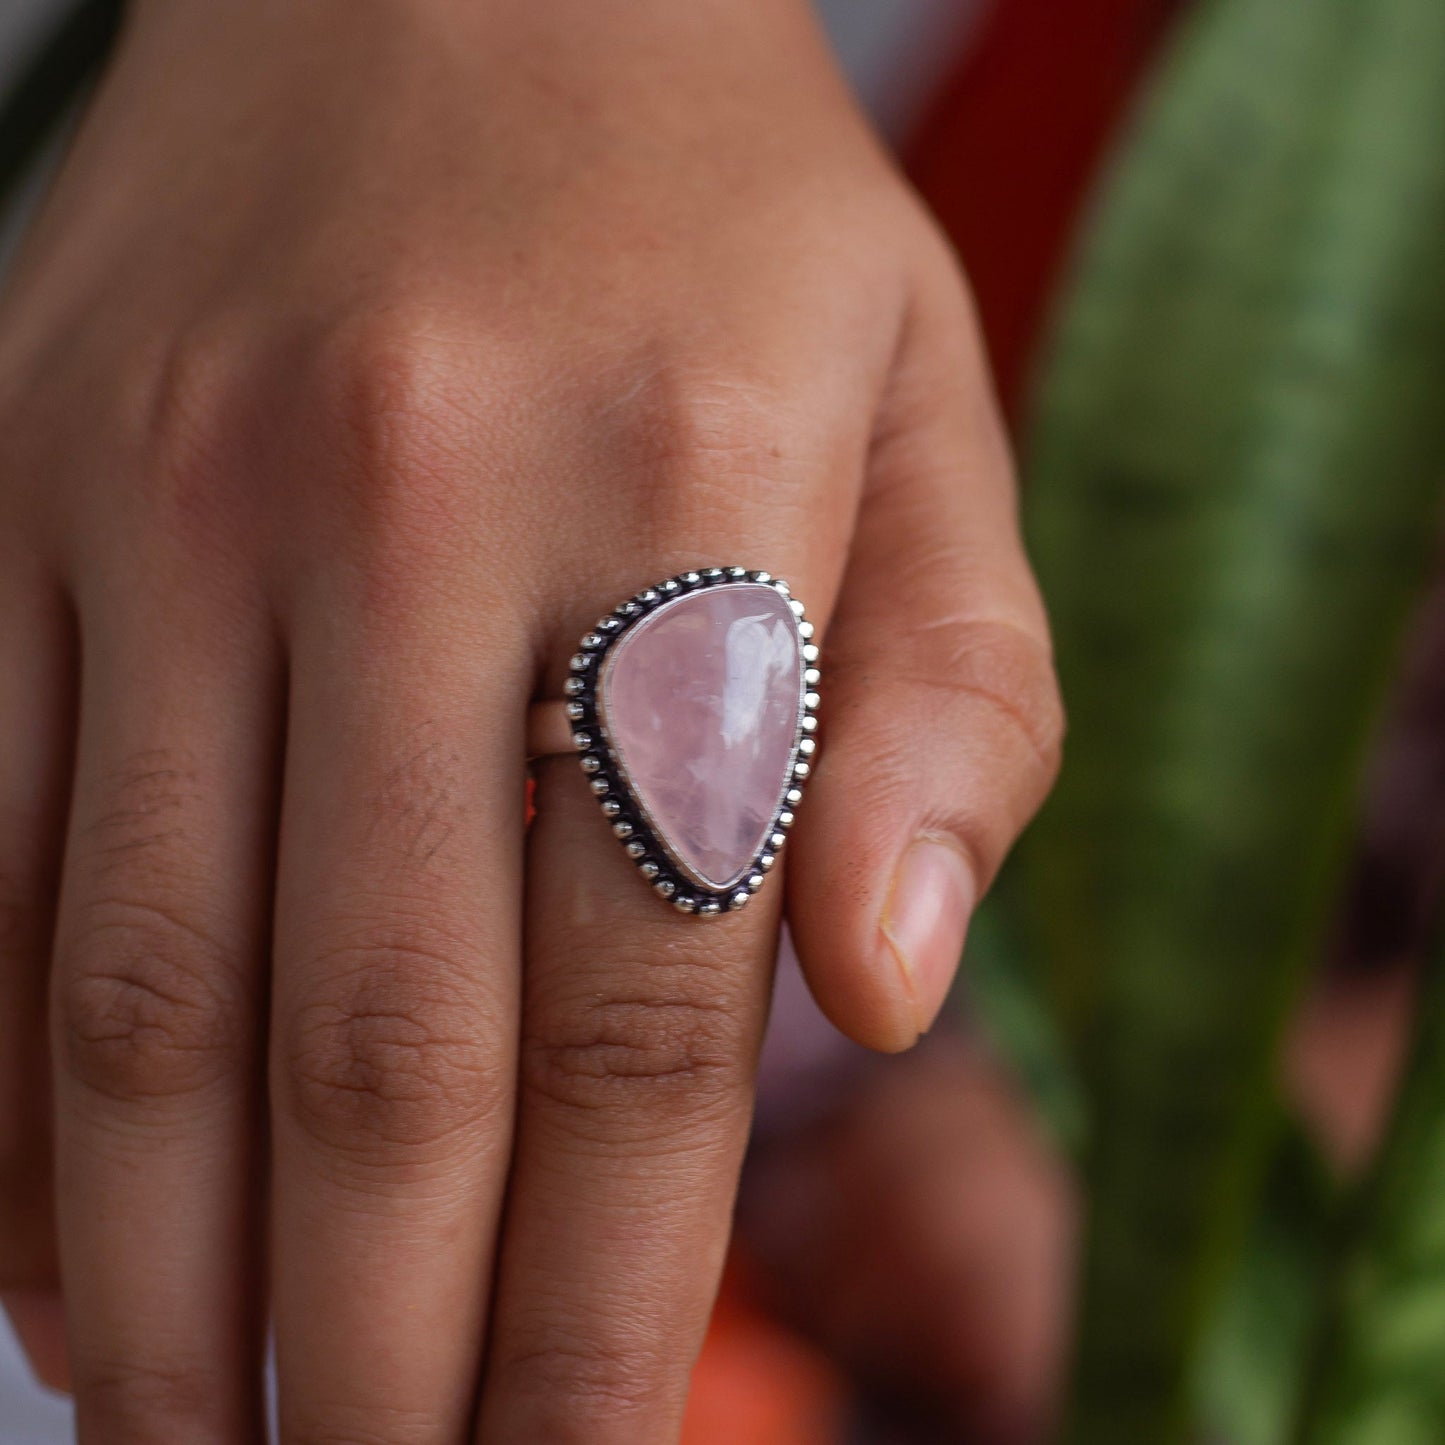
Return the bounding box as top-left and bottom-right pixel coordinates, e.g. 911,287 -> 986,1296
528,567 -> 820,915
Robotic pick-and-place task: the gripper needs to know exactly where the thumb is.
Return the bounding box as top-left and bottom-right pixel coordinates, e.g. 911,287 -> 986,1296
788,264 -> 1062,1052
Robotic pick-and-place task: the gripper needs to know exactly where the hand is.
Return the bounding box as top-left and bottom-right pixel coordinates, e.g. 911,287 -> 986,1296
0,0 -> 1062,1438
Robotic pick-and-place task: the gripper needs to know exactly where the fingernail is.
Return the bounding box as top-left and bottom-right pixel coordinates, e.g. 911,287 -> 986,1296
881,835 -> 975,1038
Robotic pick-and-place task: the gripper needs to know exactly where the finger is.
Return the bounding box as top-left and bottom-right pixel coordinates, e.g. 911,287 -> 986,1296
0,563 -> 74,1392
2,1292 -> 71,1395
476,758 -> 782,1444
49,591 -> 277,1441
787,267 -> 1064,1051
269,583 -> 530,1445
477,547 -> 841,1442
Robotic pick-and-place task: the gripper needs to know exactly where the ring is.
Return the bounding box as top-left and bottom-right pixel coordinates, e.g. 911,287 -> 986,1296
527,567 -> 820,915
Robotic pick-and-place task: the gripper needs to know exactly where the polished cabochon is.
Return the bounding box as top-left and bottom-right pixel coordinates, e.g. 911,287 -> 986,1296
563,568 -> 821,914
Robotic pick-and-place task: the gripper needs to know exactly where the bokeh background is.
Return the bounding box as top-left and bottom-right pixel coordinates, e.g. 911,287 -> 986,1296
5,2 -> 1445,1442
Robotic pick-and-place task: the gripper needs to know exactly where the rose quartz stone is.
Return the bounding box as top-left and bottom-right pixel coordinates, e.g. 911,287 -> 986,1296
600,584 -> 803,890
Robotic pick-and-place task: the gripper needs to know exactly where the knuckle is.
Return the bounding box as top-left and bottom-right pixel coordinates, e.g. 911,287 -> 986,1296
278,929 -> 504,1158
76,748 -> 201,879
492,1335 -> 665,1440
141,332 -> 236,483
55,899 -> 246,1105
125,331 -> 262,554
623,369 -> 815,528
307,308 -> 486,550
74,1355 -> 229,1441
901,611 -> 1065,781
522,973 -> 751,1127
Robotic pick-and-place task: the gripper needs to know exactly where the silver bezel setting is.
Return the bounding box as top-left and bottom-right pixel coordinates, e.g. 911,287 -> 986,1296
568,568 -> 819,915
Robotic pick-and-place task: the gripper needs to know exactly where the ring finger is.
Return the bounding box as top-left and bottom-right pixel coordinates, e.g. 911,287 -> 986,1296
477,540 -> 838,1444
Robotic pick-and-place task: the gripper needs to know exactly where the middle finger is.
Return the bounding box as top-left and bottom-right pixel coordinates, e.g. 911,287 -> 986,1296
269,575 -> 530,1445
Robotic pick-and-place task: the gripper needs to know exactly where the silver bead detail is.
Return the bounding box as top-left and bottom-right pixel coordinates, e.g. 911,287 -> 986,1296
601,799 -> 622,818
673,894 -> 697,913
589,777 -> 610,795
769,832 -> 787,852
698,899 -> 723,916
802,643 -> 820,664
580,755 -> 601,774
564,677 -> 586,697
797,737 -> 816,757
758,851 -> 775,872
655,879 -> 677,899
792,760 -> 810,780
566,701 -> 586,721
746,873 -> 766,892
640,861 -> 660,879
626,840 -> 647,859
776,810 -> 795,830
797,620 -> 815,640
804,668 -> 821,688
613,820 -> 634,840
789,598 -> 806,618
804,691 -> 821,710
573,731 -> 592,751
800,715 -> 818,734
784,787 -> 804,807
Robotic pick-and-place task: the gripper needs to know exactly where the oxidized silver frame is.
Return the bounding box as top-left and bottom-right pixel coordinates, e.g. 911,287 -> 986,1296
564,567 -> 820,915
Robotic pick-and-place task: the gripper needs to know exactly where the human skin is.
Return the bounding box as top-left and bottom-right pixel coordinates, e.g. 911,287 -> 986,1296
0,0 -> 1062,1440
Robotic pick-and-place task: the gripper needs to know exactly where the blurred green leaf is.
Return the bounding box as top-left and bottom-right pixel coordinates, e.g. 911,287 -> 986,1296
1015,0 -> 1445,1436
963,886 -> 1089,1160
1292,947 -> 1445,1445
1196,1117 -> 1339,1445
0,0 -> 122,213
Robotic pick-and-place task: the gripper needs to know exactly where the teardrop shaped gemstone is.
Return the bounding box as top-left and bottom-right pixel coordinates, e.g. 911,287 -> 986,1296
598,584 -> 804,891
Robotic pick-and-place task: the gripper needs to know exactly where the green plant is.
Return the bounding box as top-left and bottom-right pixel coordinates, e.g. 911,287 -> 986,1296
1289,937 -> 1445,1445
1010,0 -> 1445,1438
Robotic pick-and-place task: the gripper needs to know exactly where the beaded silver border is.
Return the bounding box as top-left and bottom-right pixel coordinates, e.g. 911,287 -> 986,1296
565,567 -> 820,916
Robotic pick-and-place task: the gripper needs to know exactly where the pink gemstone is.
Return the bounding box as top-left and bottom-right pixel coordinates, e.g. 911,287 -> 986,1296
599,584 -> 803,890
